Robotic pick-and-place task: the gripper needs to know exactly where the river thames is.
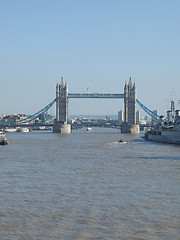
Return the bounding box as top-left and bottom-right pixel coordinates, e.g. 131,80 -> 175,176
0,128 -> 179,240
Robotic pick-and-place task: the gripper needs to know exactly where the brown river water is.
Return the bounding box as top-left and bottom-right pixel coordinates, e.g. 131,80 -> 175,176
0,128 -> 180,240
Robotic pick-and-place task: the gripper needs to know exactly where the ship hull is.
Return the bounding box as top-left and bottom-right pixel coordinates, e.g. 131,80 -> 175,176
145,131 -> 180,145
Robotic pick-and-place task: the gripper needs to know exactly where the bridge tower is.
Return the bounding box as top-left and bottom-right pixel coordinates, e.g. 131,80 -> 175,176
53,76 -> 71,134
121,78 -> 139,134
124,77 -> 136,124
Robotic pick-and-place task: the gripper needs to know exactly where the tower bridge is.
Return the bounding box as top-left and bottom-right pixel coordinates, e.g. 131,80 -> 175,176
0,76 -> 160,133
54,77 -> 139,134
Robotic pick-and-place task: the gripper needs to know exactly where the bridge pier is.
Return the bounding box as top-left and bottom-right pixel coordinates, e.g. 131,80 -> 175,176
53,77 -> 71,134
53,120 -> 71,134
122,78 -> 139,134
121,122 -> 139,134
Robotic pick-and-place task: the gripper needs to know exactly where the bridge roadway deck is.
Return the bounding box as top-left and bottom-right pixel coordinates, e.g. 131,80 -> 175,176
68,93 -> 124,98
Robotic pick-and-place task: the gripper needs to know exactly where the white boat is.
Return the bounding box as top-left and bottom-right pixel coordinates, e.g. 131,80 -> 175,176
17,127 -> 30,132
86,127 -> 92,131
5,128 -> 17,132
0,130 -> 8,145
0,130 -> 5,137
117,139 -> 127,144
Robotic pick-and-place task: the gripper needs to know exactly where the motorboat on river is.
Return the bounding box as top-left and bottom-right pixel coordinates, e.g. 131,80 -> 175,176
117,139 -> 127,144
0,131 -> 8,145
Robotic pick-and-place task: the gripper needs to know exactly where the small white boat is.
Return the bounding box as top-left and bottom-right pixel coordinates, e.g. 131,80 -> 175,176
0,131 -> 8,145
116,139 -> 127,144
17,127 -> 30,132
0,130 -> 5,137
5,128 -> 17,132
86,127 -> 92,131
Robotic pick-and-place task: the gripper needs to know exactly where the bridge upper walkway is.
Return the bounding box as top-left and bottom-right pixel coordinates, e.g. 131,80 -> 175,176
68,93 -> 124,98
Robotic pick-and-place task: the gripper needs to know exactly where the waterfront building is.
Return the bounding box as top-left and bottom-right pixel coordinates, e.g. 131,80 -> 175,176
118,110 -> 124,122
144,115 -> 150,121
136,110 -> 141,124
3,114 -> 27,123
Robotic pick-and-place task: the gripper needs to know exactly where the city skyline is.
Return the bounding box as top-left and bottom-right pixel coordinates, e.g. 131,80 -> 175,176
0,0 -> 180,116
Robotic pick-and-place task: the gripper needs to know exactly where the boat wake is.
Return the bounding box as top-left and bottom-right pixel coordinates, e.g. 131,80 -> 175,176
113,141 -> 127,144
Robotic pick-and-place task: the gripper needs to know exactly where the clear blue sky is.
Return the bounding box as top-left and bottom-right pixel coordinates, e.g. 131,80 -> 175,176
0,0 -> 180,116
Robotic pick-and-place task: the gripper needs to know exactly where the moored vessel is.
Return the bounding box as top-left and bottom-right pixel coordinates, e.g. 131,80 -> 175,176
145,109 -> 180,145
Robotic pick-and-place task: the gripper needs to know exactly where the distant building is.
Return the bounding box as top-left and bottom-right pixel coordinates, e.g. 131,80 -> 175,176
144,115 -> 150,121
105,115 -> 109,121
118,110 -> 124,121
3,114 -> 27,123
136,110 -> 141,124
152,110 -> 158,120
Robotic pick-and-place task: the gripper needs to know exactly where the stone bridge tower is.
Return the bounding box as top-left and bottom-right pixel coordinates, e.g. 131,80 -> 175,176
57,76 -> 68,123
121,78 -> 139,134
124,77 -> 136,124
53,76 -> 71,133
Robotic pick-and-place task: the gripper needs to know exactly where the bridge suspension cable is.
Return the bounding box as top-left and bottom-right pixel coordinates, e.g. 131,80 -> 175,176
13,98 -> 56,125
2,99 -> 56,127
136,99 -> 160,121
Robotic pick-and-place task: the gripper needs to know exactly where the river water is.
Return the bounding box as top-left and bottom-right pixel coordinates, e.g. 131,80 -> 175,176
0,128 -> 180,240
